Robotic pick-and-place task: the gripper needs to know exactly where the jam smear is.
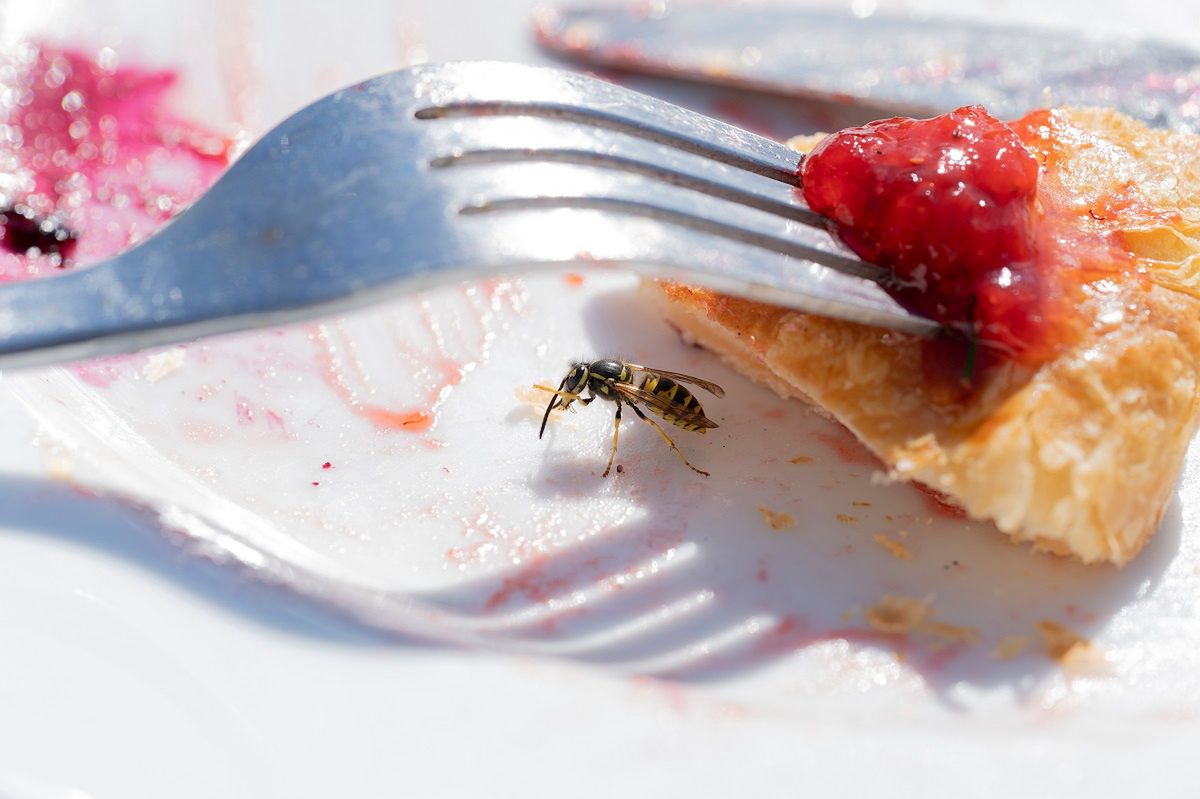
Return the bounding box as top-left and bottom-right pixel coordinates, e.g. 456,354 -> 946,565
801,106 -> 1056,363
0,44 -> 229,281
0,44 -> 231,387
0,205 -> 77,263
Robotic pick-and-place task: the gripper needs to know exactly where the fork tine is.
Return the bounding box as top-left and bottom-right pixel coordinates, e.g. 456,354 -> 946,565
415,99 -> 803,184
422,118 -> 880,281
414,96 -> 940,334
446,178 -> 935,335
461,194 -> 887,282
431,148 -> 828,229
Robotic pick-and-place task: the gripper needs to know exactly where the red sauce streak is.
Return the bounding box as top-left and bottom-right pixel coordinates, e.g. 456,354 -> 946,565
914,482 -> 967,520
308,323 -> 440,433
562,271 -> 585,288
364,407 -> 433,432
800,105 -> 1134,371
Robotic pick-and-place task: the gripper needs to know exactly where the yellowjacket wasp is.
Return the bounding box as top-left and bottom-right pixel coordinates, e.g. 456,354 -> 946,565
536,359 -> 724,477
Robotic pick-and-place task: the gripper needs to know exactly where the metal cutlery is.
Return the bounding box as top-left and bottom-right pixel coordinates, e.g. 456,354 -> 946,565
0,60 -> 935,372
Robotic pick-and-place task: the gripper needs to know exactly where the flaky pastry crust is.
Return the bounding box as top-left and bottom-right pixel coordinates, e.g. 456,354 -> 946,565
651,108 -> 1200,565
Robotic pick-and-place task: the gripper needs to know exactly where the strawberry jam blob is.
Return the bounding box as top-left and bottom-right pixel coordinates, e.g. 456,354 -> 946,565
801,106 -> 1058,362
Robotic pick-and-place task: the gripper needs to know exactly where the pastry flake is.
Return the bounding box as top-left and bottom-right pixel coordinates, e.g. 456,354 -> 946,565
651,107 -> 1200,564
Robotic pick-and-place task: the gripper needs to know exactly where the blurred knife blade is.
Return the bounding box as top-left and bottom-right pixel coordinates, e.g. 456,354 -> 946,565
533,3 -> 1200,131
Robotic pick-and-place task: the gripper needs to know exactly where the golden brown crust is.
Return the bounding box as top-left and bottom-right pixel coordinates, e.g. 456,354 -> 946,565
652,109 -> 1200,565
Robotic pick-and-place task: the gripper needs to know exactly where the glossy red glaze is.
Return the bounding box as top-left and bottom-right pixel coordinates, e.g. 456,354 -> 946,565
801,106 -> 1047,358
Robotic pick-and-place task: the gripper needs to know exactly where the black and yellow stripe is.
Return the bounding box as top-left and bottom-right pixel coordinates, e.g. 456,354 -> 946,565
638,375 -> 709,432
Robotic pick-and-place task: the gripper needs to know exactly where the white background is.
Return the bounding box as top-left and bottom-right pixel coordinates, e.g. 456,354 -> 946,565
1,1 -> 1199,797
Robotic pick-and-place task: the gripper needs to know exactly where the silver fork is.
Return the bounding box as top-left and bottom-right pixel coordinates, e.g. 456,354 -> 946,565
0,61 -> 937,372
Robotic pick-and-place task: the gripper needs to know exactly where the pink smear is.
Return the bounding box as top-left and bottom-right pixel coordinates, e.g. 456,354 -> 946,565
73,359 -> 125,388
234,394 -> 254,425
308,322 -> 444,433
264,409 -> 288,434
0,44 -> 230,386
484,553 -> 572,611
813,428 -> 885,469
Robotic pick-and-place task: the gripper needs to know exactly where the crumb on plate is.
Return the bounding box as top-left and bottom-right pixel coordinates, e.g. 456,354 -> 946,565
47,456 -> 74,482
917,620 -> 979,645
991,635 -> 1029,661
757,505 -> 796,531
863,595 -> 931,633
141,347 -> 187,383
1037,619 -> 1110,674
873,532 -> 912,560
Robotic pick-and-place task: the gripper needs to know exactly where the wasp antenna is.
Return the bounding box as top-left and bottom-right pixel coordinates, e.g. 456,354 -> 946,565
539,375 -> 570,439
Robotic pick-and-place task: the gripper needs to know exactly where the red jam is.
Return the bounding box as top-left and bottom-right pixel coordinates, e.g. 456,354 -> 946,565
0,44 -> 229,280
801,106 -> 1057,363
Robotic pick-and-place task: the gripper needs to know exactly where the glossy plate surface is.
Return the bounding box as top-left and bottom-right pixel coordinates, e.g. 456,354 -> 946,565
3,1 -> 1200,796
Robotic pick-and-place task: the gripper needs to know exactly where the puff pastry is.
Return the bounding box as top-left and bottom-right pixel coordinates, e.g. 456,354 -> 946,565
651,108 -> 1200,564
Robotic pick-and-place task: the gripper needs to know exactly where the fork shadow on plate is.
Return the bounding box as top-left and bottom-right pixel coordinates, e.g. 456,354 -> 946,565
409,284 -> 1185,704
0,284 -> 1184,708
0,476 -> 412,649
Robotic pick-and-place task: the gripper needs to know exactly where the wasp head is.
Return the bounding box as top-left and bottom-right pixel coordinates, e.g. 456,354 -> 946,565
538,362 -> 590,439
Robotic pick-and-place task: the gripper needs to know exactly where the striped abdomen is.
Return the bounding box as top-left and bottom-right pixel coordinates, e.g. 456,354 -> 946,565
637,374 -> 711,432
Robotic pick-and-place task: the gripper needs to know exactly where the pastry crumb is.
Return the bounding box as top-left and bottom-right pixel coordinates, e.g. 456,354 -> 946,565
789,455 -> 813,464
516,384 -> 572,423
1036,620 -> 1109,673
991,635 -> 1029,661
917,620 -> 979,645
863,595 -> 931,633
835,513 -> 858,524
47,456 -> 74,482
757,505 -> 796,531
142,347 -> 187,383
516,384 -> 552,409
873,533 -> 912,560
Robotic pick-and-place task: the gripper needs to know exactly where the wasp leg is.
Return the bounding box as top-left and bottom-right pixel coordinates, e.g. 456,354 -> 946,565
628,403 -> 710,477
602,401 -> 622,477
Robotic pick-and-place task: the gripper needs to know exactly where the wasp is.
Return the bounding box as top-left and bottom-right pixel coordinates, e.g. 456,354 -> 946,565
536,359 -> 724,477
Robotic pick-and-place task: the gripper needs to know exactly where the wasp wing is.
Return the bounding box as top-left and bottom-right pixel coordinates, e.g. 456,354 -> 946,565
625,364 -> 725,397
611,382 -> 719,429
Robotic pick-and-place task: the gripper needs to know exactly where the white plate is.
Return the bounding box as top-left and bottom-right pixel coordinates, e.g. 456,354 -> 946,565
5,0 -> 1200,796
